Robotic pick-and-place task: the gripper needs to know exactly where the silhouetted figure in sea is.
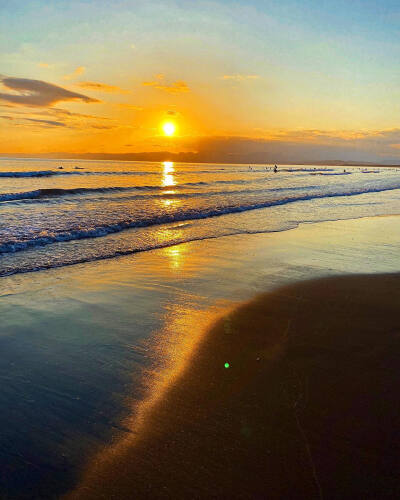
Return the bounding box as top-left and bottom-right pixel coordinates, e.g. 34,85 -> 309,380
273,165 -> 278,173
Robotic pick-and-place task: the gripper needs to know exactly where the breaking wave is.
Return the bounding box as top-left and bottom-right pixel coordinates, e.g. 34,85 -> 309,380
2,179 -> 400,255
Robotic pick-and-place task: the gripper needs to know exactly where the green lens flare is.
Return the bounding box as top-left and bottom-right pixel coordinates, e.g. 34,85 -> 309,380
224,362 -> 230,368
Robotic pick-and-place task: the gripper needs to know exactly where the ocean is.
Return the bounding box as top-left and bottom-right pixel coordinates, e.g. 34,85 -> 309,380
1,158 -> 400,277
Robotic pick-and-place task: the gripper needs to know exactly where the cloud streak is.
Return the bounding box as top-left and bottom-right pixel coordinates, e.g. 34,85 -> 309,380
0,77 -> 99,107
220,74 -> 260,81
0,103 -> 117,131
142,74 -> 190,93
63,66 -> 86,80
117,103 -> 143,111
24,118 -> 67,127
76,81 -> 130,94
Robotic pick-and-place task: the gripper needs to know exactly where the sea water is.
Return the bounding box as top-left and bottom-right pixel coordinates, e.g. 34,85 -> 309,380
1,159 -> 400,276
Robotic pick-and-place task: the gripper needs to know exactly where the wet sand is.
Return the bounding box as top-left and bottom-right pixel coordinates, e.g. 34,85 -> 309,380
68,272 -> 400,499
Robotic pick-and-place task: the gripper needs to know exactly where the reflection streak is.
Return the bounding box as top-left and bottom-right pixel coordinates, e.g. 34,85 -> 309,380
162,161 -> 176,187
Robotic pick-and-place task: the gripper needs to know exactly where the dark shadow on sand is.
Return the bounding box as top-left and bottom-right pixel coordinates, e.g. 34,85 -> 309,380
68,273 -> 400,499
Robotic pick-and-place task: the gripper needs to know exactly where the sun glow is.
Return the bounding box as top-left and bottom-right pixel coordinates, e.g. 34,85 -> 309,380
162,122 -> 176,136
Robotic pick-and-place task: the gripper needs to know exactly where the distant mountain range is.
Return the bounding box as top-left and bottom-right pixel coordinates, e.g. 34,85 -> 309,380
1,151 -> 400,167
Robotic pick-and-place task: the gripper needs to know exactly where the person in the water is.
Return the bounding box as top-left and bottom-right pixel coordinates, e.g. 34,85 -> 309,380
273,165 -> 278,173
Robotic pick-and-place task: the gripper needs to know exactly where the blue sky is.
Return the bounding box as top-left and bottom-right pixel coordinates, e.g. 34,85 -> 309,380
1,0 -> 400,160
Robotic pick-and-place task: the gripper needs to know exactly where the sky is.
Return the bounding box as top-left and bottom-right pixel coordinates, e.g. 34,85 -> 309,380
1,0 -> 400,163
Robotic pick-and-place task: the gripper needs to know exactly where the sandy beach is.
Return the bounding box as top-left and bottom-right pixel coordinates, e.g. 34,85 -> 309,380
1,215 -> 400,498
53,214 -> 400,500
67,271 -> 400,499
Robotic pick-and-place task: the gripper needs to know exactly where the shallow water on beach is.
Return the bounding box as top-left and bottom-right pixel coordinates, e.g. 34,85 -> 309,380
1,158 -> 400,276
1,216 -> 400,498
2,159 -> 400,498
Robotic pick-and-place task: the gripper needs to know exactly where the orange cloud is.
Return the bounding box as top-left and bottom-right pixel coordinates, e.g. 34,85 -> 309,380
38,62 -> 51,68
63,66 -> 86,80
24,118 -> 67,127
142,74 -> 190,93
220,74 -> 260,81
76,81 -> 130,94
117,103 -> 144,110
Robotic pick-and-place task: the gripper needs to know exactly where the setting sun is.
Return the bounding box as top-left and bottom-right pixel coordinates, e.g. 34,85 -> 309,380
162,122 -> 176,136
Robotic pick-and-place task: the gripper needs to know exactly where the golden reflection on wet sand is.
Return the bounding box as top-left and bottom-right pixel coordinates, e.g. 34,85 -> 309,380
164,245 -> 182,270
67,272 -> 400,499
65,239 -> 236,496
153,227 -> 185,256
62,217 -> 400,499
66,296 -> 234,498
129,299 -> 233,433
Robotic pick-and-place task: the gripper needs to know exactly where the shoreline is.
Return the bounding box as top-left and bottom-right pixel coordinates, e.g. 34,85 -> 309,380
2,212 -> 400,280
67,272 -> 400,499
1,215 -> 400,498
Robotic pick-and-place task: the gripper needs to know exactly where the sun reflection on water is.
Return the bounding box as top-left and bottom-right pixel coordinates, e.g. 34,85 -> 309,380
165,245 -> 182,269
153,228 -> 185,268
162,161 -> 175,187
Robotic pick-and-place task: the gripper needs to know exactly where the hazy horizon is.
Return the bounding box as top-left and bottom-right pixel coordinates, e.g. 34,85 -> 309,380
1,151 -> 400,166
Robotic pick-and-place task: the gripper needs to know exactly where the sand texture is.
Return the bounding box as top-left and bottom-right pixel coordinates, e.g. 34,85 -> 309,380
68,272 -> 400,499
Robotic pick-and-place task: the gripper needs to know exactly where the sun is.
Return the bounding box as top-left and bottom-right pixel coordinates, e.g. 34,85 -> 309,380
162,122 -> 176,136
